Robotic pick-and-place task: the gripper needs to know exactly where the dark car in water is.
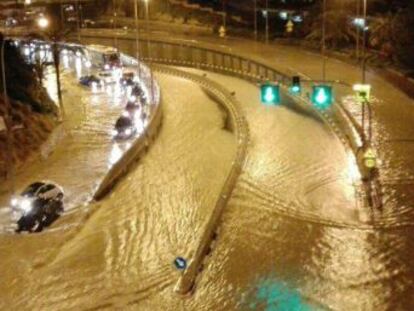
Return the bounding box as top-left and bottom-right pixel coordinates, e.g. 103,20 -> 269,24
79,75 -> 101,87
12,182 -> 64,233
112,115 -> 136,140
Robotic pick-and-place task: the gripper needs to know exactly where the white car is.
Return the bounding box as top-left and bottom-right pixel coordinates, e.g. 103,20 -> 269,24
12,182 -> 64,233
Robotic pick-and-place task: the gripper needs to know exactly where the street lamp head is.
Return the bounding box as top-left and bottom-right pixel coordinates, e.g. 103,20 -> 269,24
37,16 -> 49,29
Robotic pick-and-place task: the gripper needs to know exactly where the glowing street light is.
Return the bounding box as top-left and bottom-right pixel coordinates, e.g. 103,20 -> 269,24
37,16 -> 49,29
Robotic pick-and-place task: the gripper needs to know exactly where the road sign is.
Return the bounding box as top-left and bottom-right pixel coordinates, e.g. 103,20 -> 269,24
0,117 -> 6,132
219,26 -> 226,38
311,85 -> 333,109
363,147 -> 377,169
353,84 -> 371,103
261,83 -> 280,105
174,257 -> 187,270
286,20 -> 294,33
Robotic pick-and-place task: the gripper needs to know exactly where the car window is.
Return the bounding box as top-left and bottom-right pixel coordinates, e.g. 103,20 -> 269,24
38,184 -> 55,194
21,182 -> 45,196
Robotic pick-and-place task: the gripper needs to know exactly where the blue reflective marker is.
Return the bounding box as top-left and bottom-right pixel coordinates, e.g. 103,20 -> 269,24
174,257 -> 187,270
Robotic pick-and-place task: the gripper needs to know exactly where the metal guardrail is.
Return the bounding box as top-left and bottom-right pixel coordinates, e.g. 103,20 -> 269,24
93,53 -> 162,201
151,64 -> 250,296
80,33 -> 382,206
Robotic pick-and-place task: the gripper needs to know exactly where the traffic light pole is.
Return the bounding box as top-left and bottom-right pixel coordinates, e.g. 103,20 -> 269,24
265,0 -> 269,44
362,0 -> 367,83
322,0 -> 327,81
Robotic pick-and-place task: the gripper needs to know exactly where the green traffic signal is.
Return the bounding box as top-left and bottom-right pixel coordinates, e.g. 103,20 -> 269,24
261,84 -> 280,105
290,76 -> 301,94
311,85 -> 333,109
290,84 -> 301,94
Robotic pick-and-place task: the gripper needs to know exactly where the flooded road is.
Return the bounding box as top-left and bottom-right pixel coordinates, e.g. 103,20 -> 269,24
0,70 -> 237,310
0,66 -> 413,311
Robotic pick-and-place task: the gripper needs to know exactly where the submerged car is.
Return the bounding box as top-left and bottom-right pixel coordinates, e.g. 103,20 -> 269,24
12,182 -> 64,233
79,75 -> 101,87
125,99 -> 141,113
112,115 -> 136,140
120,72 -> 135,87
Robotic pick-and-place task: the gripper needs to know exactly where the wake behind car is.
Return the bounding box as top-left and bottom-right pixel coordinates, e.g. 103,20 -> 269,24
12,182 -> 64,233
112,115 -> 136,140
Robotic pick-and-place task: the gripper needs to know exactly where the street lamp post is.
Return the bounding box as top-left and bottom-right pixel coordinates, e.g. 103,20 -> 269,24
265,0 -> 269,44
356,0 -> 360,59
253,0 -> 257,40
134,0 -> 141,80
60,0 -> 65,29
144,0 -> 155,104
321,0 -> 327,81
76,0 -> 81,42
222,1 -> 227,32
113,0 -> 118,48
362,0 -> 367,83
37,16 -> 65,121
1,37 -> 15,195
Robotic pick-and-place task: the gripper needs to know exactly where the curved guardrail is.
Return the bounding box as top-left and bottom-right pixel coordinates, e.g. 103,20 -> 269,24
152,64 -> 250,295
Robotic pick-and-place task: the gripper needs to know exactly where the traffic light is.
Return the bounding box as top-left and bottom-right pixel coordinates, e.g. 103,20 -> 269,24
261,83 -> 280,105
290,76 -> 301,94
353,84 -> 371,103
311,85 -> 333,109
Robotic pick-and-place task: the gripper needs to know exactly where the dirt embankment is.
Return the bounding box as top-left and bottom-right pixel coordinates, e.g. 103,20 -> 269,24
0,87 -> 57,180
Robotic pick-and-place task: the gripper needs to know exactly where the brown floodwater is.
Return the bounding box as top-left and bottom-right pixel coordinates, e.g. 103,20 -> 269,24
0,61 -> 413,310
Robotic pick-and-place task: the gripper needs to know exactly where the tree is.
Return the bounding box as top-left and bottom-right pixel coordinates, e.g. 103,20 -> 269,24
305,2 -> 356,49
29,14 -> 73,120
392,7 -> 414,69
31,45 -> 52,85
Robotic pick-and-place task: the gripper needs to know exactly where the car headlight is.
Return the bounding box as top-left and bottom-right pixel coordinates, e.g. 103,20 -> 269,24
20,198 -> 33,213
10,197 -> 18,207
